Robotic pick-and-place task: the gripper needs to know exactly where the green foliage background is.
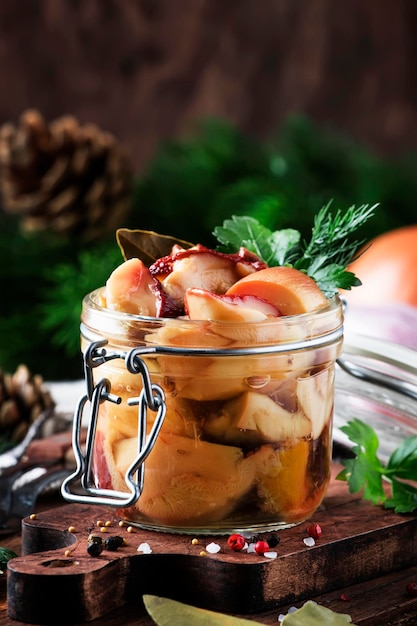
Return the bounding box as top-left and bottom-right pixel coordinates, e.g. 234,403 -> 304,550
1,115 -> 416,380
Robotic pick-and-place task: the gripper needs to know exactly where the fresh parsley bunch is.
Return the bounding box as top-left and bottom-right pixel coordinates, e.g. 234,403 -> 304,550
337,418 -> 417,513
213,201 -> 377,297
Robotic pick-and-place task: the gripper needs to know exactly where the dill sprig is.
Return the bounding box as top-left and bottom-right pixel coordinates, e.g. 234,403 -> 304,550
298,201 -> 376,267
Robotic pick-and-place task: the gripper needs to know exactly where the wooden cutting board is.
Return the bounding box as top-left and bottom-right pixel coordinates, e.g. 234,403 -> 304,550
7,465 -> 417,625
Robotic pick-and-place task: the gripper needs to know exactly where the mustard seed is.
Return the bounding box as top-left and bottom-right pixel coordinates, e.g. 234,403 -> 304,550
87,534 -> 103,545
29,513 -> 37,520
68,526 -> 76,533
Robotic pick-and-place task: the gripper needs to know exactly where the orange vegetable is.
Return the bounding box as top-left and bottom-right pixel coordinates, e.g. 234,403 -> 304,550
343,225 -> 417,307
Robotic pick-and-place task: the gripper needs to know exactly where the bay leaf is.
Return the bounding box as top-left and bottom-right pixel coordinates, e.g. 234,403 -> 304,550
282,600 -> 357,625
142,595 -> 264,625
116,228 -> 193,264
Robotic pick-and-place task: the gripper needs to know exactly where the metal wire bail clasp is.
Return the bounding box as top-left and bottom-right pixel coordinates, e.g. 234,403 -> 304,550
61,340 -> 166,508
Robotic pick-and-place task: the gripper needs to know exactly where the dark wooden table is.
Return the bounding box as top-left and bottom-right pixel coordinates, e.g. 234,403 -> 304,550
1,467 -> 417,625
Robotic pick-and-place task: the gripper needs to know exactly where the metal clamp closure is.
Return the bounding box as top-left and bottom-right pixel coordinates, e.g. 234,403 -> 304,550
61,341 -> 166,507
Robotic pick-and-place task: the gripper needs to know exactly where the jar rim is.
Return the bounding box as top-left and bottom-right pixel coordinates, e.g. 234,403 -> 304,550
81,288 -> 344,355
84,287 -> 342,324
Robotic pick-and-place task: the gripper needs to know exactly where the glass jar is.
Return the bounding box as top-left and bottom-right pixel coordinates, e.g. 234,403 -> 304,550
334,331 -> 417,463
62,288 -> 343,535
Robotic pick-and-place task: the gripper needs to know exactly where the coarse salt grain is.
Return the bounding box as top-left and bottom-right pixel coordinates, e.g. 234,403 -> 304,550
303,536 -> 315,547
206,542 -> 221,554
264,551 -> 278,559
137,542 -> 152,554
246,543 -> 256,553
278,607 -> 298,623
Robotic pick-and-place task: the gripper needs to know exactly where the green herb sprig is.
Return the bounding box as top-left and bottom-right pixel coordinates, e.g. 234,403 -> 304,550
0,547 -> 17,573
337,418 -> 417,513
213,201 -> 377,297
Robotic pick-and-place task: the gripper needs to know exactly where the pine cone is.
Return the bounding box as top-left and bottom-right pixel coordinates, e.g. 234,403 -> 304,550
0,364 -> 55,446
0,109 -> 133,239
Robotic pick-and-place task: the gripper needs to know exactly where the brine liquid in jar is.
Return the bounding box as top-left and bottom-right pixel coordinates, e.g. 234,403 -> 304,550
81,290 -> 343,535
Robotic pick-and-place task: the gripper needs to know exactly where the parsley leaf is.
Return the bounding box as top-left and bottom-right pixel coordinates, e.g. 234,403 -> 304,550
268,228 -> 300,266
213,201 -> 377,297
385,435 -> 417,480
336,419 -> 385,504
385,479 -> 417,514
337,419 -> 417,513
214,215 -> 300,266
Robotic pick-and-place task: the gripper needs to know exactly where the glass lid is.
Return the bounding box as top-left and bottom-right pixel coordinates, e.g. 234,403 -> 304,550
334,330 -> 417,463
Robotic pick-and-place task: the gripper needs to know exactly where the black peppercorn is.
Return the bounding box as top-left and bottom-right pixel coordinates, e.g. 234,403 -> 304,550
104,535 -> 124,551
87,541 -> 103,557
266,533 -> 280,548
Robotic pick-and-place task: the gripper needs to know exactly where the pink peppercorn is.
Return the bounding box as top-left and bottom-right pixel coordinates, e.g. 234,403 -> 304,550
307,522 -> 322,540
406,582 -> 417,597
227,534 -> 246,552
254,540 -> 270,556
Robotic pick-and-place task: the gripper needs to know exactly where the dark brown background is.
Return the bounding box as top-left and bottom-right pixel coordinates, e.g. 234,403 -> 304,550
0,0 -> 416,174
